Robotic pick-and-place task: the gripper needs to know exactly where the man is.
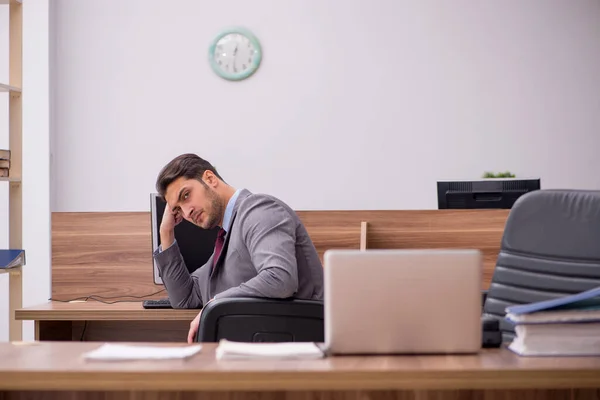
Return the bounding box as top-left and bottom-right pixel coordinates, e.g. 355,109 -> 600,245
153,153 -> 324,343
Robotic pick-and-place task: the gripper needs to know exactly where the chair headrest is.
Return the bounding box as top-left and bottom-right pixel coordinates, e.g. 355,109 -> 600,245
502,189 -> 600,260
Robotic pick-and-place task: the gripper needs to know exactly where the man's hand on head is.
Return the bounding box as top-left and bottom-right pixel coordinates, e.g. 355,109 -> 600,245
160,205 -> 183,249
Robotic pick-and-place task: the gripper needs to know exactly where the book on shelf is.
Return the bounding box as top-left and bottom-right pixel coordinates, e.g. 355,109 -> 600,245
0,149 -> 10,176
505,286 -> 600,356
0,249 -> 25,269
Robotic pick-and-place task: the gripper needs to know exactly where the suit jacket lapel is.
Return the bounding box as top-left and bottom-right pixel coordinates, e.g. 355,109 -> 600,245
212,189 -> 251,274
213,215 -> 234,271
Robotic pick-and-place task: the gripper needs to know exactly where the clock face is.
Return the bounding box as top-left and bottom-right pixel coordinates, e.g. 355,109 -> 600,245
209,28 -> 262,81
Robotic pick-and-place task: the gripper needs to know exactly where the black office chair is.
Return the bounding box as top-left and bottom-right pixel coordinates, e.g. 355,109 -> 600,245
483,189 -> 600,343
196,297 -> 324,343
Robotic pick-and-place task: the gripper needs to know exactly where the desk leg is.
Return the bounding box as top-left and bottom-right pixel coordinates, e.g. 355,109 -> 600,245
8,269 -> 22,342
35,320 -> 73,341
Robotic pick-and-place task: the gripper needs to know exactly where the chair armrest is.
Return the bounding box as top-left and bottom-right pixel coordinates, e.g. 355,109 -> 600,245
482,289 -> 488,308
197,297 -> 324,342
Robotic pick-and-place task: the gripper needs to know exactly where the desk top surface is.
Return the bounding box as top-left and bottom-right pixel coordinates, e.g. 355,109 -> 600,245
15,301 -> 199,321
0,342 -> 600,391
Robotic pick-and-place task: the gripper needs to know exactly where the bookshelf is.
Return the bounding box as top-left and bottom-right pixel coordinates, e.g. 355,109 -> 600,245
1,0 -> 23,342
0,84 -> 21,92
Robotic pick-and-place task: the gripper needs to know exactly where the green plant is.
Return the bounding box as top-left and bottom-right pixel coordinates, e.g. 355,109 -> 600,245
483,171 -> 515,178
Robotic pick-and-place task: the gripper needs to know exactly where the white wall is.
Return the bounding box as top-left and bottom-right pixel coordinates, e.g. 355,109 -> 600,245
22,0 -> 51,340
50,0 -> 600,212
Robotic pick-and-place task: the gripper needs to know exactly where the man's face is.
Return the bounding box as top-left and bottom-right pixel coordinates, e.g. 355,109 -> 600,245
165,176 -> 224,229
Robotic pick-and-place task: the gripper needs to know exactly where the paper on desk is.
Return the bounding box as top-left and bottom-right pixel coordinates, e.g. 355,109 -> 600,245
215,339 -> 324,360
83,343 -> 202,361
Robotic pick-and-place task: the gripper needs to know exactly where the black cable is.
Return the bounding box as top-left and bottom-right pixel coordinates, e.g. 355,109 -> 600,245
48,289 -> 166,304
80,321 -> 88,341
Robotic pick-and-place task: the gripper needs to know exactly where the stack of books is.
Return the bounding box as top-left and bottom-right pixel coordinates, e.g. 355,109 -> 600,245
0,149 -> 10,177
505,286 -> 600,356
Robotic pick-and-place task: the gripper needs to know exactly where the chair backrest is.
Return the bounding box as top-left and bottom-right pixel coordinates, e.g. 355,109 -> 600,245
197,297 -> 324,343
483,189 -> 600,342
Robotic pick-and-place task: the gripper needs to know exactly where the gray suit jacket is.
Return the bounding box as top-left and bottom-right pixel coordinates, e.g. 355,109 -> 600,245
153,189 -> 324,308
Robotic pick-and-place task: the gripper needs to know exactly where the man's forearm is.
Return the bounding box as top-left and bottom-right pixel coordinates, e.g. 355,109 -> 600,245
216,267 -> 298,299
160,228 -> 175,250
153,241 -> 204,308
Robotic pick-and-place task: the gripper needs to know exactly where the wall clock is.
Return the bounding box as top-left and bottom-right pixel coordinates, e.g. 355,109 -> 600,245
208,27 -> 262,81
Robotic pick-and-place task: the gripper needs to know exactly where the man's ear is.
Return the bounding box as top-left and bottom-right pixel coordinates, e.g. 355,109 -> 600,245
203,170 -> 218,188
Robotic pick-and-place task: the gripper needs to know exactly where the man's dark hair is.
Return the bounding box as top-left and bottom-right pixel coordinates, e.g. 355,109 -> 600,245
156,153 -> 224,198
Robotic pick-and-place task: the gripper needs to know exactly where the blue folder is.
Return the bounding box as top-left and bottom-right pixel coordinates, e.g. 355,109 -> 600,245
505,286 -> 600,315
0,249 -> 25,269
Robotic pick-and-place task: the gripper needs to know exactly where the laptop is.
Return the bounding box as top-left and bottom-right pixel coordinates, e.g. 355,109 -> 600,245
323,249 -> 482,355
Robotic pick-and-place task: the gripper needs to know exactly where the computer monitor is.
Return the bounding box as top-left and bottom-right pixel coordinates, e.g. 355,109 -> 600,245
150,193 -> 219,285
437,178 -> 541,209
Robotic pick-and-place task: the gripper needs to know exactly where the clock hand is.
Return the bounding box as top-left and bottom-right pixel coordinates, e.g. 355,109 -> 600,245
232,45 -> 238,72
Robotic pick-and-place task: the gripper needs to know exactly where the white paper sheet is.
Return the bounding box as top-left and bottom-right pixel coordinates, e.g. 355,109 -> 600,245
83,343 -> 202,361
215,339 -> 324,360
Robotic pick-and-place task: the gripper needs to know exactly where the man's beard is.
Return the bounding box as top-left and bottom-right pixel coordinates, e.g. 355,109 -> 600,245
202,188 -> 224,230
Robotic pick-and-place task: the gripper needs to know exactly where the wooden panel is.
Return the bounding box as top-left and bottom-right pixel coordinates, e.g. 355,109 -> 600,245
297,210 -> 508,289
573,390 -> 600,400
0,389 -> 583,400
25,311 -> 191,342
52,212 -> 160,300
72,320 -> 190,342
36,321 -> 72,341
295,210 -> 363,258
52,210 -> 509,300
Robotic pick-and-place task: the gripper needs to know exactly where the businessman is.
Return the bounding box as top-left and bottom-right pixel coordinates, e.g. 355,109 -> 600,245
153,153 -> 324,342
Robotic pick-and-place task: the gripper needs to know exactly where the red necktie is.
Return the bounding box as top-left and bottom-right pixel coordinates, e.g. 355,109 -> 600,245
212,228 -> 226,270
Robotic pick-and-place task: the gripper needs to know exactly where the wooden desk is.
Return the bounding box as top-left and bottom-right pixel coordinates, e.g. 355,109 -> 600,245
16,301 -> 198,342
0,342 -> 599,399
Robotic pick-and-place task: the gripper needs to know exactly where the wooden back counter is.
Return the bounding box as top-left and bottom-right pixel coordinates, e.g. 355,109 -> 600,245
51,209 -> 509,301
